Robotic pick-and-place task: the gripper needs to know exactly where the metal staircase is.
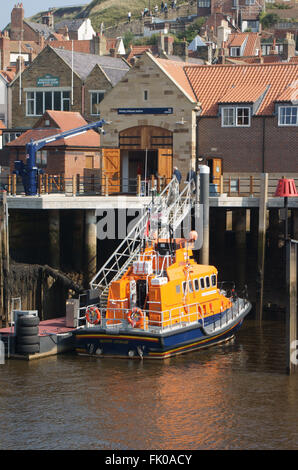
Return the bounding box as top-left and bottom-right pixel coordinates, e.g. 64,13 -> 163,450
90,178 -> 195,306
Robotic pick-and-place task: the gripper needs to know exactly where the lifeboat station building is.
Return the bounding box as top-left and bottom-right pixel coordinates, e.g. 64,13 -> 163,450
99,52 -> 298,190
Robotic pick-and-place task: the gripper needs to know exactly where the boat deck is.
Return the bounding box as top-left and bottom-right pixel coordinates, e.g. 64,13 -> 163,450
0,317 -> 75,336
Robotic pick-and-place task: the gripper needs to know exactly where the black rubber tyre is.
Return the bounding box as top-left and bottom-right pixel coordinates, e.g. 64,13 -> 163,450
16,326 -> 39,336
16,343 -> 40,355
17,316 -> 39,328
17,335 -> 40,346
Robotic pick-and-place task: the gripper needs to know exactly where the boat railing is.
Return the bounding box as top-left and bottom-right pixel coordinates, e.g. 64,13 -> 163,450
82,302 -> 206,332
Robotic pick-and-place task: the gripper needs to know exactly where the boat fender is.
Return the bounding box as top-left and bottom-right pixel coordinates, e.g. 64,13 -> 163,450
127,307 -> 144,328
86,306 -> 101,325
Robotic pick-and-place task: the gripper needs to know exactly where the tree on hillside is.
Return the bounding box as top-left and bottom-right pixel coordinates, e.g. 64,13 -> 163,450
259,12 -> 280,28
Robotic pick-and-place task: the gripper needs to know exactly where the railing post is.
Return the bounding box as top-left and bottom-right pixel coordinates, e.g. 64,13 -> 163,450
12,174 -> 16,196
72,175 -> 76,197
45,174 -> 48,194
137,174 -> 141,196
8,176 -> 11,195
38,173 -> 43,196
238,177 -> 240,197
250,175 -> 254,196
76,174 -> 80,195
228,176 -> 231,197
219,175 -> 223,195
105,175 -> 109,197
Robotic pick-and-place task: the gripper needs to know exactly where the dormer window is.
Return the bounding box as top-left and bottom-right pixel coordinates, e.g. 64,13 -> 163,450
230,47 -> 241,57
221,107 -> 251,127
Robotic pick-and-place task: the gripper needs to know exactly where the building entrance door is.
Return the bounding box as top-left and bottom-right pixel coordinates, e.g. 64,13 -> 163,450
102,148 -> 120,193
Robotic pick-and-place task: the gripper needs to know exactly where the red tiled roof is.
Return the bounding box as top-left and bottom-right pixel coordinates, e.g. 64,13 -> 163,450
183,62 -> 298,116
275,82 -> 298,102
227,32 -> 260,57
0,70 -> 16,82
219,84 -> 268,103
7,111 -> 100,148
127,45 -> 158,62
156,57 -> 197,102
46,40 -> 91,54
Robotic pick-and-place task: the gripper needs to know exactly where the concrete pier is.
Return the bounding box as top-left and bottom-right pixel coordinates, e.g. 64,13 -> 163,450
233,208 -> 247,288
256,173 -> 268,321
85,210 -> 97,284
286,240 -> 297,375
48,210 -> 60,269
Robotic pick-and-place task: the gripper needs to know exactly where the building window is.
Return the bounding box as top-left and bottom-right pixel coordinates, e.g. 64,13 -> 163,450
230,47 -> 241,57
90,91 -> 105,115
245,0 -> 255,4
278,106 -> 298,126
198,0 -> 211,6
3,132 -> 21,146
36,150 -> 47,168
222,107 -> 251,127
26,90 -> 70,116
144,90 -> 148,101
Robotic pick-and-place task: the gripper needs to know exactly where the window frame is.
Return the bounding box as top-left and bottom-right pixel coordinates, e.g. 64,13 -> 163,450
90,90 -> 106,116
278,106 -> 298,127
221,106 -> 251,127
26,89 -> 71,116
200,277 -> 205,290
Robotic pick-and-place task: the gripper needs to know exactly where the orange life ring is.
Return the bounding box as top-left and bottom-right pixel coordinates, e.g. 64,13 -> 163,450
86,306 -> 101,325
127,307 -> 144,328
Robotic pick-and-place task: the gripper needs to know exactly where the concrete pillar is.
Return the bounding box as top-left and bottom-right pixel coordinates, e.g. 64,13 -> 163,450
214,209 -> 226,252
256,173 -> 268,321
233,208 -> 247,289
292,209 -> 298,241
286,240 -> 297,375
48,210 -> 60,269
73,210 -> 84,272
85,210 -> 97,284
268,209 -> 280,251
199,165 -> 210,265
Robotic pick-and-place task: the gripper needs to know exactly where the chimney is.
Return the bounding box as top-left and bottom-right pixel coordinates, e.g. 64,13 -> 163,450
91,32 -> 107,56
269,38 -> 278,55
10,3 -> 24,41
173,40 -> 188,62
164,35 -> 173,55
0,32 -> 11,70
282,33 -> 295,61
42,10 -> 54,29
109,48 -> 117,57
16,55 -> 25,74
258,47 -> 263,64
38,34 -> 45,49
157,33 -> 165,54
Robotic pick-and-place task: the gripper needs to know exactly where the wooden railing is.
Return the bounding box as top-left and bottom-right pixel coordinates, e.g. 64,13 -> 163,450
1,173 -> 297,198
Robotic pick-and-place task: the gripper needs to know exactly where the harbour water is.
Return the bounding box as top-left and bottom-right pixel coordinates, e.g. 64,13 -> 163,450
1,313 -> 298,450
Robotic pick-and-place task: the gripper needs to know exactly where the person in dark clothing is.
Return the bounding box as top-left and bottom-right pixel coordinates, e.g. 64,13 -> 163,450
186,168 -> 196,184
173,166 -> 182,183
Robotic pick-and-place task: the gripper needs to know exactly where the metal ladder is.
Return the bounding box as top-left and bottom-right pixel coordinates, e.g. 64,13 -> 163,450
90,178 -> 195,307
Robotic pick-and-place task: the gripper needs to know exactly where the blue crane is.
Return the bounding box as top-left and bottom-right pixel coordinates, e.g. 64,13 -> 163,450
14,118 -> 106,196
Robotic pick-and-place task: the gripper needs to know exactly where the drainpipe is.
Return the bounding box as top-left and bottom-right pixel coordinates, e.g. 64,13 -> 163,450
81,85 -> 85,116
262,116 -> 266,173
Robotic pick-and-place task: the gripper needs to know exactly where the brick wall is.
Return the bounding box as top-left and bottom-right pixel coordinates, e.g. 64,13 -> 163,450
10,47 -> 83,128
197,115 -> 298,173
83,66 -> 113,121
0,34 -> 10,70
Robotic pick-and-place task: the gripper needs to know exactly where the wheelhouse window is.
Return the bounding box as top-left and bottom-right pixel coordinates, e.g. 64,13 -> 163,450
200,277 -> 205,289
222,107 -> 251,127
278,106 -> 298,126
211,274 -> 217,287
26,90 -> 70,116
205,276 -> 210,288
90,91 -> 105,115
188,281 -> 193,293
194,279 -> 199,291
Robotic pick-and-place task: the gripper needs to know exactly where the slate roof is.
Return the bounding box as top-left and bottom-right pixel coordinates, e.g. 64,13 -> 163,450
25,21 -> 53,39
52,47 -> 130,84
55,19 -> 86,33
